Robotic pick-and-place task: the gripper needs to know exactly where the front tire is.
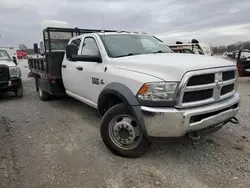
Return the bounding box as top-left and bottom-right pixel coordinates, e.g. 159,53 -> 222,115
14,87 -> 23,98
38,80 -> 50,101
100,103 -> 150,158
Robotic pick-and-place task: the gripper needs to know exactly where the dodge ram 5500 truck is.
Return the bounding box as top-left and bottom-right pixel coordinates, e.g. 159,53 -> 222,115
29,24 -> 240,158
0,49 -> 23,98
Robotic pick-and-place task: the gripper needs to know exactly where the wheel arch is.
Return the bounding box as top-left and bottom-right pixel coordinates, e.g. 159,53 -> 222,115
98,82 -> 139,116
98,83 -> 149,138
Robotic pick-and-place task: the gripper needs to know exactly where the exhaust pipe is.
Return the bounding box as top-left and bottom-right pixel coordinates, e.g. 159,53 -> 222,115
229,117 -> 239,124
187,132 -> 200,140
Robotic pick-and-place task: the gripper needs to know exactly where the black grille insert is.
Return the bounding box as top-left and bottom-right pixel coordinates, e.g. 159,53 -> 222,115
223,71 -> 235,81
183,89 -> 213,103
187,74 -> 215,86
190,103 -> 238,123
0,66 -> 9,82
221,84 -> 234,95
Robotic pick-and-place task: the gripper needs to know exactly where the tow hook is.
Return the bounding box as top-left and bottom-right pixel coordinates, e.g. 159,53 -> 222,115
229,117 -> 239,124
187,132 -> 200,140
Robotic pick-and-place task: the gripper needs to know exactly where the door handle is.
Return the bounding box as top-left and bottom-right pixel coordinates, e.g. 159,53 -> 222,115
76,67 -> 83,71
62,65 -> 66,68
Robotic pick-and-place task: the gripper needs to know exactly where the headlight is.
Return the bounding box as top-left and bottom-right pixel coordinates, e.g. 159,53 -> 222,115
9,67 -> 21,78
137,82 -> 178,101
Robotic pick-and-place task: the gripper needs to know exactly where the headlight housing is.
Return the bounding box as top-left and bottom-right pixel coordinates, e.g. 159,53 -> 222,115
9,67 -> 21,78
137,82 -> 178,102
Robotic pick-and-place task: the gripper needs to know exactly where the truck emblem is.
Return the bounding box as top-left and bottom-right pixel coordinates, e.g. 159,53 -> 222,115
215,80 -> 223,90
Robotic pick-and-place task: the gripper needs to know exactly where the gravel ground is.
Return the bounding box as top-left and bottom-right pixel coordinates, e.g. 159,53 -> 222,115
0,76 -> 250,188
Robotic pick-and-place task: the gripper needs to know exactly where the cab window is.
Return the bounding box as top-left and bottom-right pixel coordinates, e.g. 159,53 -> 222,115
81,37 -> 100,56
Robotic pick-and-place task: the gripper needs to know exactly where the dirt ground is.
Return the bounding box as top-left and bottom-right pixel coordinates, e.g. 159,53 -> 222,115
0,76 -> 250,188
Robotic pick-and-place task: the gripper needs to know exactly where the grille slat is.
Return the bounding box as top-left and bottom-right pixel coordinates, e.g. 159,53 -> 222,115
221,84 -> 234,95
0,66 -> 9,82
183,89 -> 213,103
222,71 -> 235,81
187,74 -> 215,86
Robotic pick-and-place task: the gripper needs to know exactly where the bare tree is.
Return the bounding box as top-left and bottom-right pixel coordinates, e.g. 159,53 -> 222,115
18,44 -> 28,51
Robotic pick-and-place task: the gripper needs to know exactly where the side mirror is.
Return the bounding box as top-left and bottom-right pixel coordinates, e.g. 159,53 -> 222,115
66,44 -> 102,63
33,43 -> 39,54
13,56 -> 17,65
66,44 -> 78,60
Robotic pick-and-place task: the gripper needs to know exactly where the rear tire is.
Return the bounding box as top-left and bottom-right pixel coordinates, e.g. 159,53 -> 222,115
100,103 -> 150,158
14,87 -> 23,98
38,80 -> 50,101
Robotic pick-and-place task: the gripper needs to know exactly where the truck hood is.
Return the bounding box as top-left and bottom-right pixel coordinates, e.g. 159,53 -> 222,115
113,53 -> 235,81
0,60 -> 16,67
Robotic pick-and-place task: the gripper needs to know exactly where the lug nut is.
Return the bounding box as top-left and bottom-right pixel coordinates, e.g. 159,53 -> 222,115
126,125 -> 129,129
129,134 -> 133,137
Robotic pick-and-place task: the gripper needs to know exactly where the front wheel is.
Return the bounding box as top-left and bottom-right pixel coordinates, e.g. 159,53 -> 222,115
14,87 -> 23,98
100,103 -> 150,158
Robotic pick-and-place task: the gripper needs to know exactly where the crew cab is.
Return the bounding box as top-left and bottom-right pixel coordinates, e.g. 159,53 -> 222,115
0,49 -> 23,98
29,23 -> 240,158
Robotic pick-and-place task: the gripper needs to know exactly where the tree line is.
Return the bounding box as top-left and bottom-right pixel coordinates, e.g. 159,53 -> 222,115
212,41 -> 250,54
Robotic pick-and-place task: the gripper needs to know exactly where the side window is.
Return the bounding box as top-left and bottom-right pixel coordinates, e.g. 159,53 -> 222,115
70,38 -> 81,51
81,37 -> 100,56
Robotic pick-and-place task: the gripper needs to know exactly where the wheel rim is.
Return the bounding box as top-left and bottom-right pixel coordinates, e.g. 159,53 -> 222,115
108,114 -> 142,150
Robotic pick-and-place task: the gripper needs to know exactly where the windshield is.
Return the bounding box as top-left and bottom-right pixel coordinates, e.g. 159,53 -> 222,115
100,34 -> 173,58
0,50 -> 11,61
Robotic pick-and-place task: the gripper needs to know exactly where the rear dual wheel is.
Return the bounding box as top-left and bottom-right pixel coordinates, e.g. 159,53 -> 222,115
100,103 -> 150,158
38,80 -> 50,101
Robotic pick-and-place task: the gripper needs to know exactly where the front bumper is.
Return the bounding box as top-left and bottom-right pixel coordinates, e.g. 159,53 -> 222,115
0,78 -> 22,91
142,93 -> 240,137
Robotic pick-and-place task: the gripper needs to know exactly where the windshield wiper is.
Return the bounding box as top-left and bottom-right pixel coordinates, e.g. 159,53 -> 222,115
149,50 -> 169,54
115,53 -> 140,58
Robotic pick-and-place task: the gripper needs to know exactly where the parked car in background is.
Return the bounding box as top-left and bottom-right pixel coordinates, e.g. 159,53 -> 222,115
237,49 -> 250,77
0,49 -> 23,97
0,47 -> 18,64
169,45 -> 194,54
168,40 -> 212,56
17,51 -> 28,60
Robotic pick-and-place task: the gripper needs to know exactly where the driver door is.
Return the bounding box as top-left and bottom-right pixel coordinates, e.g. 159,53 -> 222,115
61,37 -> 82,95
74,36 -> 106,107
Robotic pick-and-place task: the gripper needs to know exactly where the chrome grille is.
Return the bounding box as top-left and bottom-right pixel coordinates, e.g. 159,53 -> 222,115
176,67 -> 236,108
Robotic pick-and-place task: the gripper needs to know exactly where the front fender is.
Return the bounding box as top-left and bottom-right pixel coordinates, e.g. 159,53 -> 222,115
98,82 -> 148,138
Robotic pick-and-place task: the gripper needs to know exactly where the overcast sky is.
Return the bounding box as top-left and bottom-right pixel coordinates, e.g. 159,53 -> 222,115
0,0 -> 250,47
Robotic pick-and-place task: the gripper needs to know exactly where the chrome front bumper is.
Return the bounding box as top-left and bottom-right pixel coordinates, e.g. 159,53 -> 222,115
142,93 -> 240,137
